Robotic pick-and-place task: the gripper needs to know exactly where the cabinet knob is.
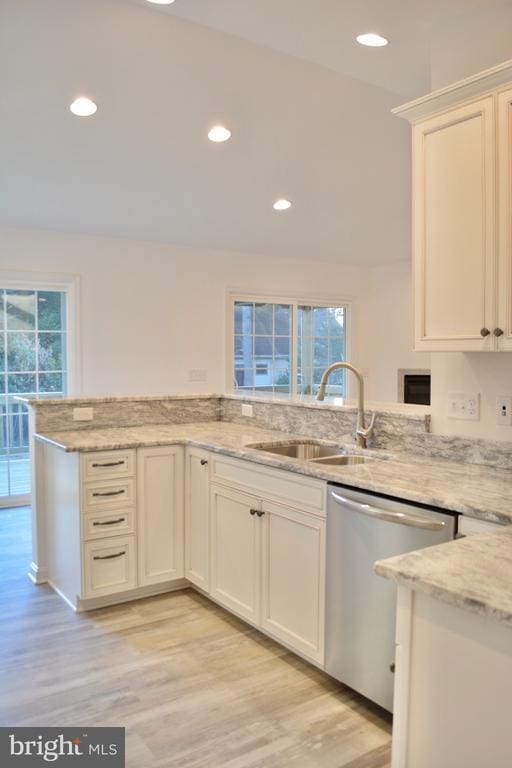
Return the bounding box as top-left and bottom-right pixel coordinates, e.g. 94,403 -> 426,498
494,327 -> 504,337
480,327 -> 490,337
256,510 -> 265,517
389,662 -> 395,674
200,459 -> 208,466
249,508 -> 258,516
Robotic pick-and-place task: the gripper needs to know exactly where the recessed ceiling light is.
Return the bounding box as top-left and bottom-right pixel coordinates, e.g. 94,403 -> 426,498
146,0 -> 176,4
69,97 -> 97,117
208,125 -> 232,143
273,199 -> 292,211
356,32 -> 389,47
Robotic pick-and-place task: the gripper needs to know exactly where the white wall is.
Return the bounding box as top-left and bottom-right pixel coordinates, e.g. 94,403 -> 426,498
430,4 -> 512,89
0,226 -> 374,396
359,262 -> 430,403
0,227 -> 422,404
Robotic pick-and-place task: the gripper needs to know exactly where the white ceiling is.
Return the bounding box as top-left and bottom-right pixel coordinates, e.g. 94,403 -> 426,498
129,0 -> 510,98
0,0 -> 509,266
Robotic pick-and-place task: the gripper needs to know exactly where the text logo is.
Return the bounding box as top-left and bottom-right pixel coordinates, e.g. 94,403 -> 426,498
0,728 -> 125,766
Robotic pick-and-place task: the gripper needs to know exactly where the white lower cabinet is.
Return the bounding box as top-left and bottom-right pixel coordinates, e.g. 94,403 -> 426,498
209,473 -> 326,665
83,535 -> 137,599
137,446 -> 184,586
261,500 -> 325,664
46,443 -> 327,666
184,447 -> 210,591
210,484 -> 261,623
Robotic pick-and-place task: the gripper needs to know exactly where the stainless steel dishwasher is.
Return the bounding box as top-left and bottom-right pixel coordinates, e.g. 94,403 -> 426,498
325,484 -> 457,712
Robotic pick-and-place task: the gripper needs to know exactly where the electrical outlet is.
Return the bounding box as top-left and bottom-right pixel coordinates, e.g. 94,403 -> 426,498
241,403 -> 253,418
496,396 -> 512,426
73,407 -> 94,421
447,392 -> 480,421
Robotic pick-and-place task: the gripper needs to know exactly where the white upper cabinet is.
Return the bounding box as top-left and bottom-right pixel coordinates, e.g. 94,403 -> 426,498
395,61 -> 512,351
413,98 -> 495,350
498,87 -> 512,350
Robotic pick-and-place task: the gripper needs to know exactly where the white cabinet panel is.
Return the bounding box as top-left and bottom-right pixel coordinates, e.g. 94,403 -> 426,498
82,508 -> 135,540
412,97 -> 495,350
210,484 -> 261,623
261,501 -> 325,663
83,535 -> 137,599
185,447 -> 210,591
81,450 -> 135,481
82,478 -> 136,513
137,446 -> 184,586
498,87 -> 512,350
458,515 -> 503,537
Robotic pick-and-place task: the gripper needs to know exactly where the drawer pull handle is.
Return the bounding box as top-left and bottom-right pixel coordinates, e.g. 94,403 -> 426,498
93,518 -> 125,526
256,510 -> 265,517
92,460 -> 125,468
200,459 -> 208,466
93,551 -> 125,560
92,490 -> 125,497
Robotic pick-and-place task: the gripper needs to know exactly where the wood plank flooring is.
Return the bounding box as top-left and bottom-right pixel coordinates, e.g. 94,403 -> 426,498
0,507 -> 391,767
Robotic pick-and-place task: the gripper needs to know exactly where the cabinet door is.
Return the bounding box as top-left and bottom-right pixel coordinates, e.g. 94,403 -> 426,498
498,88 -> 512,349
209,484 -> 260,624
137,446 -> 184,586
185,447 -> 210,592
260,501 -> 325,664
413,97 -> 495,350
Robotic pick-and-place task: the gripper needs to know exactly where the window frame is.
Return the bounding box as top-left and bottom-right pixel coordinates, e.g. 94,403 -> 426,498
0,271 -> 80,507
0,271 -> 81,396
227,292 -> 352,397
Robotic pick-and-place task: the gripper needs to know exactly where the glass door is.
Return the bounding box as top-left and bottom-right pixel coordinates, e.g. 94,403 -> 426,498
0,289 -> 67,505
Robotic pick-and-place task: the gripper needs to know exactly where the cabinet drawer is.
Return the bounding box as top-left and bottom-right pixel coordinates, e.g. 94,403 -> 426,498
82,478 -> 136,512
82,536 -> 137,598
81,450 -> 135,481
211,455 -> 326,516
82,508 -> 136,540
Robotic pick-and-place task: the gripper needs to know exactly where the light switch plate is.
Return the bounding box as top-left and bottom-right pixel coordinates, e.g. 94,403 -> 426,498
447,392 -> 480,421
73,407 -> 94,421
496,396 -> 512,426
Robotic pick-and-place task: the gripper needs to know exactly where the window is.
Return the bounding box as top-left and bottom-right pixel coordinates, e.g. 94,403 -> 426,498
231,297 -> 348,397
0,287 -> 70,502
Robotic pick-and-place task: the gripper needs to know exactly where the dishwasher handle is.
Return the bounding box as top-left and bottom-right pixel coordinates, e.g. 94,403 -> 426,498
330,491 -> 446,531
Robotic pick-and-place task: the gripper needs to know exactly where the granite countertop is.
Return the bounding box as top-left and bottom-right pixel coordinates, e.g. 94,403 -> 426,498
375,528 -> 512,627
35,421 -> 512,525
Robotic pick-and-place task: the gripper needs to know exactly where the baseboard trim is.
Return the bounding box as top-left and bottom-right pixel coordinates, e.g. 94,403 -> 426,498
48,580 -> 78,611
76,578 -> 189,612
28,561 -> 48,585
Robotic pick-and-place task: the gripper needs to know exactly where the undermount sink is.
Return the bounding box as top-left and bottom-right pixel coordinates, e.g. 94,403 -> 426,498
246,440 -> 369,461
310,454 -> 370,466
247,440 -> 349,459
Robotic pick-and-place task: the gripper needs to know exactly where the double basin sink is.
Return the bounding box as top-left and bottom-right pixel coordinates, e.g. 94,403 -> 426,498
246,440 -> 373,466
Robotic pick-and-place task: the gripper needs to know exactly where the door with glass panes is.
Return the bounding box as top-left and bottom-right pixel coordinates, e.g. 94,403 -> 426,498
0,289 -> 67,505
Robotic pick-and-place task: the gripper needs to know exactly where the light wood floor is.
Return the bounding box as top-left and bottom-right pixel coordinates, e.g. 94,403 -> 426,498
0,507 -> 391,768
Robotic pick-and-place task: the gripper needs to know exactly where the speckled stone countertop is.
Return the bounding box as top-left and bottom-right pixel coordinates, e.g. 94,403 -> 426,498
35,421 -> 512,525
375,528 -> 512,627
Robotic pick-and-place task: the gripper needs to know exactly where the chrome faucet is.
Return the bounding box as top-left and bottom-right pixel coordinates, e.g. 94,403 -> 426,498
316,362 -> 376,448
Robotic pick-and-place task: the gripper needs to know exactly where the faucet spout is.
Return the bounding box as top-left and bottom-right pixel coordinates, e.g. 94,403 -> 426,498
316,361 -> 376,448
